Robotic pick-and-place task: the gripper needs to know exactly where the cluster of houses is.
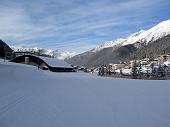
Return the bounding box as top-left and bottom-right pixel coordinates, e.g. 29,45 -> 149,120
97,54 -> 170,79
0,40 -> 75,72
66,53 -> 170,79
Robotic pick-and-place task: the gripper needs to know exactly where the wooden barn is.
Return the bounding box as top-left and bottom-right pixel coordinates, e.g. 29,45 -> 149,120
10,55 -> 75,72
0,40 -> 14,59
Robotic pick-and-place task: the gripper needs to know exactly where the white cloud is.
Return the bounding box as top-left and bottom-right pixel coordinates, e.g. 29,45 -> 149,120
0,0 -> 169,53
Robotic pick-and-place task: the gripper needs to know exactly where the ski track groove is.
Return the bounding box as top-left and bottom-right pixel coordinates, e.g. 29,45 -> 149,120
0,95 -> 27,119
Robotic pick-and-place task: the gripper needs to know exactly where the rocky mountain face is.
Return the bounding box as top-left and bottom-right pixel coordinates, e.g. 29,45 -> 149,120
67,44 -> 137,67
66,20 -> 170,67
129,34 -> 170,60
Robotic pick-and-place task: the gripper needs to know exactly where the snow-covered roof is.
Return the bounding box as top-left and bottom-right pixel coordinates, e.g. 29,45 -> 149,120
122,69 -> 132,75
163,61 -> 170,66
141,67 -> 152,74
39,56 -> 72,68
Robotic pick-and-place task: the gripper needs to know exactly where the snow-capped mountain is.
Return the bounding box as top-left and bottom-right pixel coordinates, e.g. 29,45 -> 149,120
93,39 -> 126,52
11,45 -> 76,60
57,51 -> 77,60
11,45 -> 41,52
123,20 -> 170,46
67,19 -> 170,67
93,19 -> 170,52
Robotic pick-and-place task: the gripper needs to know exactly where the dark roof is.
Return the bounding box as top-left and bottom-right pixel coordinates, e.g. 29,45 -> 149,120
10,55 -> 75,72
10,55 -> 73,68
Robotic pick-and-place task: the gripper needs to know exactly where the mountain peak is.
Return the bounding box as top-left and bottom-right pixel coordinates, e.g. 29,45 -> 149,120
92,19 -> 170,51
122,19 -> 170,46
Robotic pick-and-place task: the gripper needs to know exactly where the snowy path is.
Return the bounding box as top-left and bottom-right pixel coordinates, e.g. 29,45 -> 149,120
0,60 -> 170,127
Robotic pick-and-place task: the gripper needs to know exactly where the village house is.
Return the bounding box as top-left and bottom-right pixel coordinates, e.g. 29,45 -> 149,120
10,55 -> 75,72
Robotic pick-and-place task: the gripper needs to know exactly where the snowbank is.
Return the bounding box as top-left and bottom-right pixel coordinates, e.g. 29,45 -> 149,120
0,60 -> 170,127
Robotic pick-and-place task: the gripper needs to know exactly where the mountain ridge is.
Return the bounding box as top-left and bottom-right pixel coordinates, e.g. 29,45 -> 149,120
11,45 -> 76,60
67,19 -> 170,67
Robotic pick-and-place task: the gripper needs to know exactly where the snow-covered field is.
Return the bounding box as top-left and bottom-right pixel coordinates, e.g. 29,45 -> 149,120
0,60 -> 170,127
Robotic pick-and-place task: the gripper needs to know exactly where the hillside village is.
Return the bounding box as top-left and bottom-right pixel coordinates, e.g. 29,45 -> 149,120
73,52 -> 170,79
97,54 -> 170,79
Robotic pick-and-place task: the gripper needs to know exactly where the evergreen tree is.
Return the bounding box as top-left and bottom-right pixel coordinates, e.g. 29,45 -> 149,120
131,60 -> 138,79
138,62 -> 142,78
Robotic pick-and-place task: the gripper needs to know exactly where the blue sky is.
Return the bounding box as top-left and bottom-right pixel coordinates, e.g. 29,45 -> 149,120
0,0 -> 170,53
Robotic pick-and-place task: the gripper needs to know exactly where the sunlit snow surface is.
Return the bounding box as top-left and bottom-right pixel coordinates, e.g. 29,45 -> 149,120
0,59 -> 170,127
39,56 -> 72,68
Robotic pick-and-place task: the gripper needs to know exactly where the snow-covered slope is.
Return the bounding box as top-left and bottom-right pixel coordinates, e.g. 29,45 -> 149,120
11,45 -> 76,60
0,59 -> 170,127
93,39 -> 126,52
93,19 -> 170,52
57,51 -> 77,60
123,20 -> 170,46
